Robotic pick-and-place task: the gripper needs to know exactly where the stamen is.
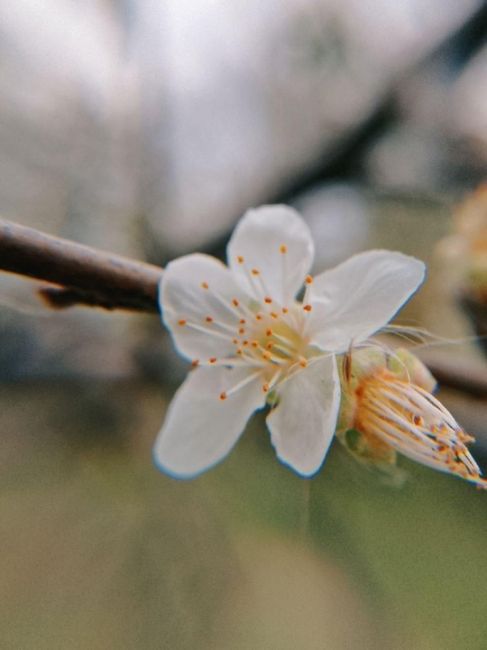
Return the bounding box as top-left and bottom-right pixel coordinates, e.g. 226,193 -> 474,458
178,319 -> 187,326
251,343 -> 290,366
219,369 -> 263,401
208,354 -> 267,368
280,244 -> 288,304
237,259 -> 274,301
271,331 -> 298,347
203,286 -> 254,322
303,304 -> 312,312
303,275 -> 313,305
209,312 -> 245,336
265,368 -> 283,393
354,370 -> 487,487
240,264 -> 265,297
365,402 -> 437,450
201,282 -> 209,289
185,321 -> 236,343
276,354 -> 329,389
267,343 -> 294,358
237,256 -> 245,264
195,315 -> 240,337
254,269 -> 273,299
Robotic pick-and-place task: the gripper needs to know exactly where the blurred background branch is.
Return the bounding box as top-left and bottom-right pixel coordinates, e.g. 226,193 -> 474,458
205,0 -> 487,261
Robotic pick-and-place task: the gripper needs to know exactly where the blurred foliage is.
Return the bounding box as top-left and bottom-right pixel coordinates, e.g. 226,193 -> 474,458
1,381 -> 486,649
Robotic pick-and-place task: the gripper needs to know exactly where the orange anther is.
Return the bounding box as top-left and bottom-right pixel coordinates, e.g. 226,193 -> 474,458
251,268 -> 260,276
220,392 -> 227,401
266,328 -> 273,336
299,358 -> 308,368
262,383 -> 269,393
282,307 -> 289,314
201,281 -> 209,289
251,341 -> 259,348
178,319 -> 187,326
262,351 -> 271,360
279,244 -> 288,254
270,312 -> 279,319
305,275 -> 313,285
303,304 -> 312,312
191,359 -> 199,368
209,357 -> 217,364
239,328 -> 245,335
205,316 -> 213,323
255,314 -> 263,321
264,296 -> 272,304
239,318 -> 246,324
232,298 -> 240,307
237,256 -> 244,264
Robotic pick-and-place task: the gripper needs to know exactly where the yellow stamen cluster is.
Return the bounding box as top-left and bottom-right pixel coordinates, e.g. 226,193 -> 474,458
353,368 -> 486,488
176,245 -> 316,400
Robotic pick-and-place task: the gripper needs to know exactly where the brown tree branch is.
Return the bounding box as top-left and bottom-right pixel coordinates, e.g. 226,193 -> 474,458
0,219 -> 485,397
0,219 -> 163,313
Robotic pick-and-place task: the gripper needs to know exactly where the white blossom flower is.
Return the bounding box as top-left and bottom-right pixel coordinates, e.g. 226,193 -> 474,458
154,205 -> 425,478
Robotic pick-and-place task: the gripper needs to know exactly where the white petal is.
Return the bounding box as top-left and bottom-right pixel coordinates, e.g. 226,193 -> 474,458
227,205 -> 314,305
154,366 -> 265,478
266,355 -> 340,477
307,251 -> 426,352
160,253 -> 250,362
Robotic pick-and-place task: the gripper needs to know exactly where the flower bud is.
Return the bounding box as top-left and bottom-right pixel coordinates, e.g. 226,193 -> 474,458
337,346 -> 486,488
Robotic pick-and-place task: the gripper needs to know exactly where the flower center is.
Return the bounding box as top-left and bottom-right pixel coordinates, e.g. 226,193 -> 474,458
176,260 -> 319,401
253,316 -> 309,364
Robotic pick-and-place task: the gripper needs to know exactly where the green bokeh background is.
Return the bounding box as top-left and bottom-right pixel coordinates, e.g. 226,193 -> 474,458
2,379 -> 486,650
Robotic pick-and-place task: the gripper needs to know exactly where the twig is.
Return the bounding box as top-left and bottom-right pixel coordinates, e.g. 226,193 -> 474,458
419,352 -> 487,398
0,219 -> 485,398
0,219 -> 163,313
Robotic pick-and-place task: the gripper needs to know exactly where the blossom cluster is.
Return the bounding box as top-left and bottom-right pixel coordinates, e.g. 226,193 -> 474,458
154,205 -> 485,488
